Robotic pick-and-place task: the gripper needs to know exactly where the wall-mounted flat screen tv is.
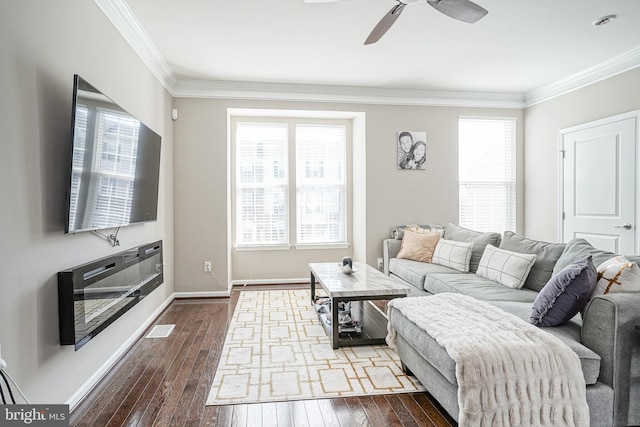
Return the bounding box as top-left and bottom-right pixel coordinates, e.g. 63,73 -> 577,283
65,75 -> 162,234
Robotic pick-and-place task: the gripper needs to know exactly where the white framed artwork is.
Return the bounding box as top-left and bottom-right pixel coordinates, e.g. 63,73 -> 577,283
397,131 -> 427,170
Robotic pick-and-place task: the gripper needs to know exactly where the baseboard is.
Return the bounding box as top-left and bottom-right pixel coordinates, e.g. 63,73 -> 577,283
66,292 -> 175,410
174,291 -> 231,298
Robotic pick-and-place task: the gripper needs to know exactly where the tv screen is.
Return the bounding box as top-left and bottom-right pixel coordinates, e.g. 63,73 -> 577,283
65,75 -> 162,234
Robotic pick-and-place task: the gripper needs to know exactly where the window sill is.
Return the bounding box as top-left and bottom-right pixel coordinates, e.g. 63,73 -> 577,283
234,244 -> 292,252
295,243 -> 351,250
234,243 -> 351,251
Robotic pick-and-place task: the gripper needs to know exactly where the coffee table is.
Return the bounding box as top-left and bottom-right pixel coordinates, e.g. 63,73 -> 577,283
309,262 -> 409,349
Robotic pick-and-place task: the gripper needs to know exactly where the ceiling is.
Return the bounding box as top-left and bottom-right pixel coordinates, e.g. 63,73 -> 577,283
109,0 -> 640,106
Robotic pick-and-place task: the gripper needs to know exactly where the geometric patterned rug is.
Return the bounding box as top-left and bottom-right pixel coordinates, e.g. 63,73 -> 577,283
206,289 -> 425,405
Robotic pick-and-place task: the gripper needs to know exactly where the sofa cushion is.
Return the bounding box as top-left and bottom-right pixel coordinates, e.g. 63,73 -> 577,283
443,223 -> 501,273
396,230 -> 441,263
553,238 -> 615,275
390,306 -> 458,385
389,258 -> 464,291
476,244 -> 537,289
432,239 -> 474,272
491,301 -> 601,385
424,273 -> 539,302
499,231 -> 566,292
531,257 -> 597,327
389,302 -> 601,386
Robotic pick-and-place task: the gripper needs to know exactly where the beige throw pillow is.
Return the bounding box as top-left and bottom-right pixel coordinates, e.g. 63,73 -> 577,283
396,230 -> 441,263
593,256 -> 640,296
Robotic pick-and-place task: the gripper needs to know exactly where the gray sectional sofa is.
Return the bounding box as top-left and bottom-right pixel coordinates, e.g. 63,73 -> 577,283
383,223 -> 640,426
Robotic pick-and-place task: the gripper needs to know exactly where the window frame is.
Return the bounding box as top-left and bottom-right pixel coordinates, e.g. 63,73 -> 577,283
231,116 -> 351,250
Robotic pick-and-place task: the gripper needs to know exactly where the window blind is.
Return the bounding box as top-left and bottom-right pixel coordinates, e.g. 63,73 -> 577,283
79,108 -> 140,230
459,117 -> 516,233
295,124 -> 347,244
235,122 -> 289,245
68,105 -> 88,228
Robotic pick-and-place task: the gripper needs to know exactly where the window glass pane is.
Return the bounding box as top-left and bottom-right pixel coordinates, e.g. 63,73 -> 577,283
459,118 -> 516,233
77,108 -> 140,230
236,123 -> 289,245
296,124 -> 347,244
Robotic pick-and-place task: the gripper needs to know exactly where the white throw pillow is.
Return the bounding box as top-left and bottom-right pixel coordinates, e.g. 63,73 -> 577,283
593,256 -> 640,296
476,245 -> 537,289
432,239 -> 474,272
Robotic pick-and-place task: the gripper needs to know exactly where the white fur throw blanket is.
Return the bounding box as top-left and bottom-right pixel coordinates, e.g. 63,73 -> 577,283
387,293 -> 589,427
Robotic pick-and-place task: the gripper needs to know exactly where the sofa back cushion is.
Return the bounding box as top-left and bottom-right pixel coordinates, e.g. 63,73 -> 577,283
443,223 -> 501,273
553,238 -> 615,275
499,231 -> 566,292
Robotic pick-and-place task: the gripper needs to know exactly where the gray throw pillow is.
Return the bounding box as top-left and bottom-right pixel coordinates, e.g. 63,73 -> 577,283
553,238 -> 615,275
391,224 -> 443,240
499,231 -> 566,292
444,223 -> 501,273
530,256 -> 597,327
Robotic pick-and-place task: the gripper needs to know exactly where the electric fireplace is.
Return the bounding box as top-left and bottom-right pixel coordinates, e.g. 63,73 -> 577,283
58,240 -> 163,350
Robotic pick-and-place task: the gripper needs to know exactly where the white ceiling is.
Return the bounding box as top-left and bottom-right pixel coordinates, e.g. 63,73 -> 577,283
110,0 -> 640,106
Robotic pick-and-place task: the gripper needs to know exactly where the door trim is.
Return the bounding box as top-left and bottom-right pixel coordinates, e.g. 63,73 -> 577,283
557,109 -> 640,248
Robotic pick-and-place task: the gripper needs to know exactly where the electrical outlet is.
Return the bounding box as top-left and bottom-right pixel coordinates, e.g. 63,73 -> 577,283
204,261 -> 212,272
377,258 -> 384,270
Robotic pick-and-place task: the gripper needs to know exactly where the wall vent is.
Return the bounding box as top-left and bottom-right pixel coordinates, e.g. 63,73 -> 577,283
146,324 -> 175,338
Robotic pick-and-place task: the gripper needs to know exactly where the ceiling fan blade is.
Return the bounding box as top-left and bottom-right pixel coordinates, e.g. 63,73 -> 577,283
364,3 -> 406,45
426,0 -> 488,23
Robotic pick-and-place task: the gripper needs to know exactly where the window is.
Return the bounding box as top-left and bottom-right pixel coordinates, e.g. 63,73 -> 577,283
234,120 -> 348,247
235,123 -> 289,246
296,124 -> 346,244
458,117 -> 516,233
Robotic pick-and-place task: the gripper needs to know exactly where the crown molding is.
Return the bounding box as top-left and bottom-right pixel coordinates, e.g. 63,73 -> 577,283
100,1 -> 640,109
524,47 -> 640,107
94,0 -> 177,92
172,79 -> 526,109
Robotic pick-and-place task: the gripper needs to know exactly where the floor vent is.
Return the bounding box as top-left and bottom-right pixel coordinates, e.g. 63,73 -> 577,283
146,324 -> 175,338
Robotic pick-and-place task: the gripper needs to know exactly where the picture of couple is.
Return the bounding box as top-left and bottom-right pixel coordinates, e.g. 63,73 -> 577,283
397,131 -> 427,170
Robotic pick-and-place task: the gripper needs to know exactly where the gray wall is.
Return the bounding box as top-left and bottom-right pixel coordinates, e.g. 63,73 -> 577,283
173,97 -> 524,291
0,1 -> 174,404
524,67 -> 640,241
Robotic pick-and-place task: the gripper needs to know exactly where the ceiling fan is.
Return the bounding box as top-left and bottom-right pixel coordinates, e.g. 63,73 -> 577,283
364,0 -> 489,45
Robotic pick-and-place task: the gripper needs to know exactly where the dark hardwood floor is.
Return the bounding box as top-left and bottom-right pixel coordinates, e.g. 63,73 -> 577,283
70,287 -> 457,427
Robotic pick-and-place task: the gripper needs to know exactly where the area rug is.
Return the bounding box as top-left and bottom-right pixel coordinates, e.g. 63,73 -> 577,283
206,289 -> 425,405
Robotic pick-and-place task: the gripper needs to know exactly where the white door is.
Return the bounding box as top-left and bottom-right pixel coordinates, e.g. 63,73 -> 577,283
560,111 -> 639,254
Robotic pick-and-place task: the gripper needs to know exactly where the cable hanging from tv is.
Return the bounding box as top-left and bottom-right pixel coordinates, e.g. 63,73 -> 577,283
91,226 -> 121,247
